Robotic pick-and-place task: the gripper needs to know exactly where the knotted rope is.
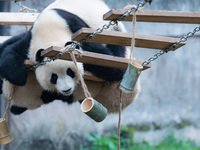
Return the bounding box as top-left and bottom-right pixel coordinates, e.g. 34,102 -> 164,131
66,46 -> 91,98
3,85 -> 14,122
18,4 -> 38,32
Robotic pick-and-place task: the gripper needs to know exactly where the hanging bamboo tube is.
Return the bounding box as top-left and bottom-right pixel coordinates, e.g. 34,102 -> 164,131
81,97 -> 108,122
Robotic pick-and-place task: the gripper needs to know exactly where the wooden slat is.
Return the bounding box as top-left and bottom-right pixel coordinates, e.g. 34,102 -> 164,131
41,46 -> 151,71
24,60 -> 104,82
72,28 -> 185,51
0,13 -> 39,25
104,9 -> 200,24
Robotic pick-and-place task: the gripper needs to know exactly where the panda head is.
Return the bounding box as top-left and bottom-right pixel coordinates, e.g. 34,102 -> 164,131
35,60 -> 83,96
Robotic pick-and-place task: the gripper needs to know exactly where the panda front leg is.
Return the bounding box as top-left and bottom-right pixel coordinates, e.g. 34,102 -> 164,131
0,31 -> 32,86
41,90 -> 74,104
82,43 -> 126,82
10,105 -> 27,115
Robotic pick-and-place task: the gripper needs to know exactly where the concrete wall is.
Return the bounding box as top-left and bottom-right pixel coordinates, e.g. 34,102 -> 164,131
1,0 -> 200,149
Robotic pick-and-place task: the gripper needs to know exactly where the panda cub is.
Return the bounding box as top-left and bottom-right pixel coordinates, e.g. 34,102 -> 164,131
3,60 -> 83,115
0,0 -> 140,114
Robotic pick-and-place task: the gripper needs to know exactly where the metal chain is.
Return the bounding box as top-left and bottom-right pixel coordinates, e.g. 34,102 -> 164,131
28,0 -> 152,70
142,25 -> 200,66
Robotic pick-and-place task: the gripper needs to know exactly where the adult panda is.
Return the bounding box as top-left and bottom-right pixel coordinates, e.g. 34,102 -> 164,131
0,0 -> 140,114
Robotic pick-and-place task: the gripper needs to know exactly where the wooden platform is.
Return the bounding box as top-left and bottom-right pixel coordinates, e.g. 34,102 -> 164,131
25,60 -> 105,82
104,9 -> 200,24
0,13 -> 38,25
72,28 -> 185,51
41,46 -> 151,71
24,46 -> 150,82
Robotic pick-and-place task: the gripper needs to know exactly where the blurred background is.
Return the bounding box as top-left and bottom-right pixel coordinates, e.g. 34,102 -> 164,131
0,0 -> 200,149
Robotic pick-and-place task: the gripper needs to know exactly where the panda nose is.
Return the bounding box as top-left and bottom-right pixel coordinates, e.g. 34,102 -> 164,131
63,88 -> 72,93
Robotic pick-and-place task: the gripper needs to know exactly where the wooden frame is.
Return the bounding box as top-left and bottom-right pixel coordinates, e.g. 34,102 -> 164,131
72,28 -> 185,51
0,13 -> 38,25
41,46 -> 151,71
104,9 -> 200,24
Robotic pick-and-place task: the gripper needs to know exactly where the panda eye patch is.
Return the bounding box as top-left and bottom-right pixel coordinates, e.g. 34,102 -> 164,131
67,68 -> 75,78
50,73 -> 58,84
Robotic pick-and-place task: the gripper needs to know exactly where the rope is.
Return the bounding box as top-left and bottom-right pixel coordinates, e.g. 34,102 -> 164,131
3,85 -> 14,121
68,47 -> 91,98
130,9 -> 136,63
19,6 -> 38,13
117,90 -> 123,150
18,4 -> 38,32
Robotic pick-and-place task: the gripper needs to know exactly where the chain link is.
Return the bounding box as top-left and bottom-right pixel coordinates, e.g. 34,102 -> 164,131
27,0 -> 151,70
142,25 -> 200,66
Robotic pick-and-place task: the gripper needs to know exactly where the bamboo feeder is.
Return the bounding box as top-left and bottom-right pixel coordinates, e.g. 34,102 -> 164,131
119,61 -> 143,93
81,97 -> 108,122
119,7 -> 143,93
0,118 -> 13,145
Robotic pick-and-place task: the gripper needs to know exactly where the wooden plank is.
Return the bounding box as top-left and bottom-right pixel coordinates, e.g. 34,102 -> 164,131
103,9 -> 200,24
0,13 -> 39,25
72,28 -> 185,51
41,46 -> 151,71
25,60 -> 104,82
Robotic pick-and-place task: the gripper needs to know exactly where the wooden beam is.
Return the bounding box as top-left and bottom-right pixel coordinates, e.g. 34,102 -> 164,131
72,28 -> 185,51
24,60 -> 104,82
103,9 -> 200,24
0,13 -> 38,25
41,46 -> 151,71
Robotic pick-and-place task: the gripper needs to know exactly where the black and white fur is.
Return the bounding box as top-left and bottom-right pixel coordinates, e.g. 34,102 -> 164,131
0,0 -> 140,115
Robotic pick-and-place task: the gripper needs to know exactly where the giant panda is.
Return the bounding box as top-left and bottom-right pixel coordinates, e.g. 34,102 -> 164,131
0,0 -> 140,114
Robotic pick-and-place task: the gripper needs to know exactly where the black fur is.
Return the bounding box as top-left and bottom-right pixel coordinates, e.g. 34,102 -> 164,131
41,90 -> 73,104
36,49 -> 45,62
67,68 -> 75,78
54,9 -> 126,82
10,105 -> 27,115
0,30 -> 32,86
50,73 -> 58,84
0,33 -> 26,56
0,78 -> 2,94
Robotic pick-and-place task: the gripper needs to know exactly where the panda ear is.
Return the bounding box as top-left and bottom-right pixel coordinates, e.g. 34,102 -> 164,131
36,49 -> 45,62
65,41 -> 80,49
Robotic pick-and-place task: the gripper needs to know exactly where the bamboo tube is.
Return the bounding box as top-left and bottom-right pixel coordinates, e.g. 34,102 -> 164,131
81,97 -> 108,122
0,118 -> 13,145
120,61 -> 143,93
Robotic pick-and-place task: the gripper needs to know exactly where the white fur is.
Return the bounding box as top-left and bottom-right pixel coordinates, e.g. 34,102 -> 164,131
3,72 -> 43,110
3,0 -> 140,113
35,59 -> 83,96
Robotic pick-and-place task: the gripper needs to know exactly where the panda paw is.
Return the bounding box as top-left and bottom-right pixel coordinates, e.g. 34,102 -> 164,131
10,106 -> 27,115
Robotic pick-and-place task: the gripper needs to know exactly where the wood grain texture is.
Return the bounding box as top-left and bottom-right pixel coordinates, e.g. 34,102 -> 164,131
41,46 -> 151,71
72,28 -> 185,51
103,9 -> 200,24
0,13 -> 39,25
24,60 -> 105,82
